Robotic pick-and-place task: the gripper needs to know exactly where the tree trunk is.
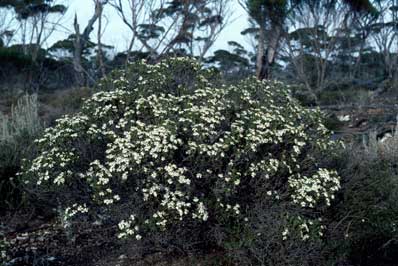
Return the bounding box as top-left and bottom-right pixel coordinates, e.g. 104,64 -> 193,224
256,25 -> 266,80
73,15 -> 85,86
97,2 -> 106,78
73,1 -> 105,86
256,23 -> 282,80
264,24 -> 282,80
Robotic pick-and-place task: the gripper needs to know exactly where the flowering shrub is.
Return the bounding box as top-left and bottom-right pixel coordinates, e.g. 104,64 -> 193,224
21,58 -> 340,255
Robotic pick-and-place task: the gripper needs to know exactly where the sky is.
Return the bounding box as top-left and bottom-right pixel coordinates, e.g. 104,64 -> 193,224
47,0 -> 250,56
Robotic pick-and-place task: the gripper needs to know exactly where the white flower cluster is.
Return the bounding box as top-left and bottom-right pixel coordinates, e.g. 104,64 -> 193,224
281,216 -> 326,242
64,204 -> 88,218
0,237 -> 9,260
22,58 -> 341,242
118,215 -> 141,240
289,168 -> 340,208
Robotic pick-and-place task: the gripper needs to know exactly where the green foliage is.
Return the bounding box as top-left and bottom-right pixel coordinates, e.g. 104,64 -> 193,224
0,94 -> 43,210
243,0 -> 377,30
151,0 -> 225,48
21,58 -> 341,263
0,45 -> 62,71
0,0 -> 66,20
344,0 -> 378,14
0,47 -> 33,68
245,0 -> 293,24
137,24 -> 165,41
48,34 -> 97,56
207,41 -> 254,82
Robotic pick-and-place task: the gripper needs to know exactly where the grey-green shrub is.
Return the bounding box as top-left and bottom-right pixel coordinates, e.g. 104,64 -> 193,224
0,94 -> 43,209
1,94 -> 42,140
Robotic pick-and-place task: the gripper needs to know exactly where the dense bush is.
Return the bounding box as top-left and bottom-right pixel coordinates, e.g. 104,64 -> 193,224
21,58 -> 342,264
0,94 -> 43,210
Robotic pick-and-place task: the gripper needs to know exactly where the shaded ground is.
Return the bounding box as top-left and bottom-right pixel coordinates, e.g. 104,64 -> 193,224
1,211 -> 229,266
1,211 -> 121,266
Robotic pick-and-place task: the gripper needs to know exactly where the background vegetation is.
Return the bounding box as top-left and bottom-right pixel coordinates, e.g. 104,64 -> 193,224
1,1 -> 398,266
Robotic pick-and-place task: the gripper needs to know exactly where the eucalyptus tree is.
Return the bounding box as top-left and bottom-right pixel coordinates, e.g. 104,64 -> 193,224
208,41 -> 254,81
282,0 -> 379,97
110,0 -> 231,63
0,0 -> 67,61
369,0 -> 398,83
242,0 -> 377,80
